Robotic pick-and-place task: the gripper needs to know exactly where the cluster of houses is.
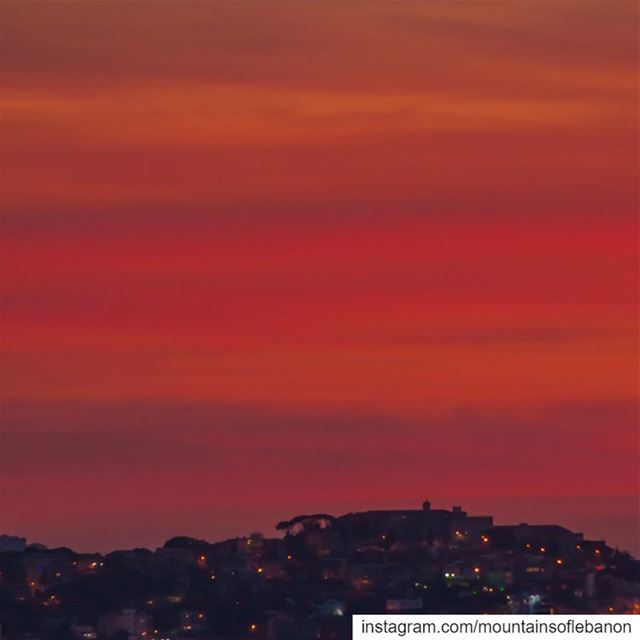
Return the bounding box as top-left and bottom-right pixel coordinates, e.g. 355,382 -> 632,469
1,502 -> 638,639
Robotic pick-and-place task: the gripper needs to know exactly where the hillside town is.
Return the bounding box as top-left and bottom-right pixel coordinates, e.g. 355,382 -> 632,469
1,502 -> 638,639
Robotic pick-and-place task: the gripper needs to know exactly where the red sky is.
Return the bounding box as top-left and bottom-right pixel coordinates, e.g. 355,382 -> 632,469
1,1 -> 638,554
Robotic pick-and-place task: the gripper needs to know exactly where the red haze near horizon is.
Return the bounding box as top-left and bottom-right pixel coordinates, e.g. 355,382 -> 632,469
0,1 -> 638,554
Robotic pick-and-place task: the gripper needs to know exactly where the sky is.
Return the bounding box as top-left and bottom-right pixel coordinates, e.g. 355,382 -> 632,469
0,1 -> 638,554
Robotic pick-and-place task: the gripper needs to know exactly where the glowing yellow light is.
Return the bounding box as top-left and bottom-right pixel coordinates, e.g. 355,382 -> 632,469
539,547 -> 546,553
595,549 -> 601,555
257,567 -> 264,573
287,554 -> 293,560
474,567 -> 481,574
556,559 -> 563,566
250,623 -> 257,632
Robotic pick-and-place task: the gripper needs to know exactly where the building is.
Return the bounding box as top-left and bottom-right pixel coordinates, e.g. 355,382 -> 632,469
0,534 -> 27,553
96,609 -> 150,640
335,501 -> 493,550
487,524 -> 584,556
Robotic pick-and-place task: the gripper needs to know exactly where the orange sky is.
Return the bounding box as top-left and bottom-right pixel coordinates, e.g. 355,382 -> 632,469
1,1 -> 638,553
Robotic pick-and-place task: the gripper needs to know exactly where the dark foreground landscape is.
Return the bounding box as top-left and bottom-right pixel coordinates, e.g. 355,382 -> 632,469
1,501 -> 639,640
